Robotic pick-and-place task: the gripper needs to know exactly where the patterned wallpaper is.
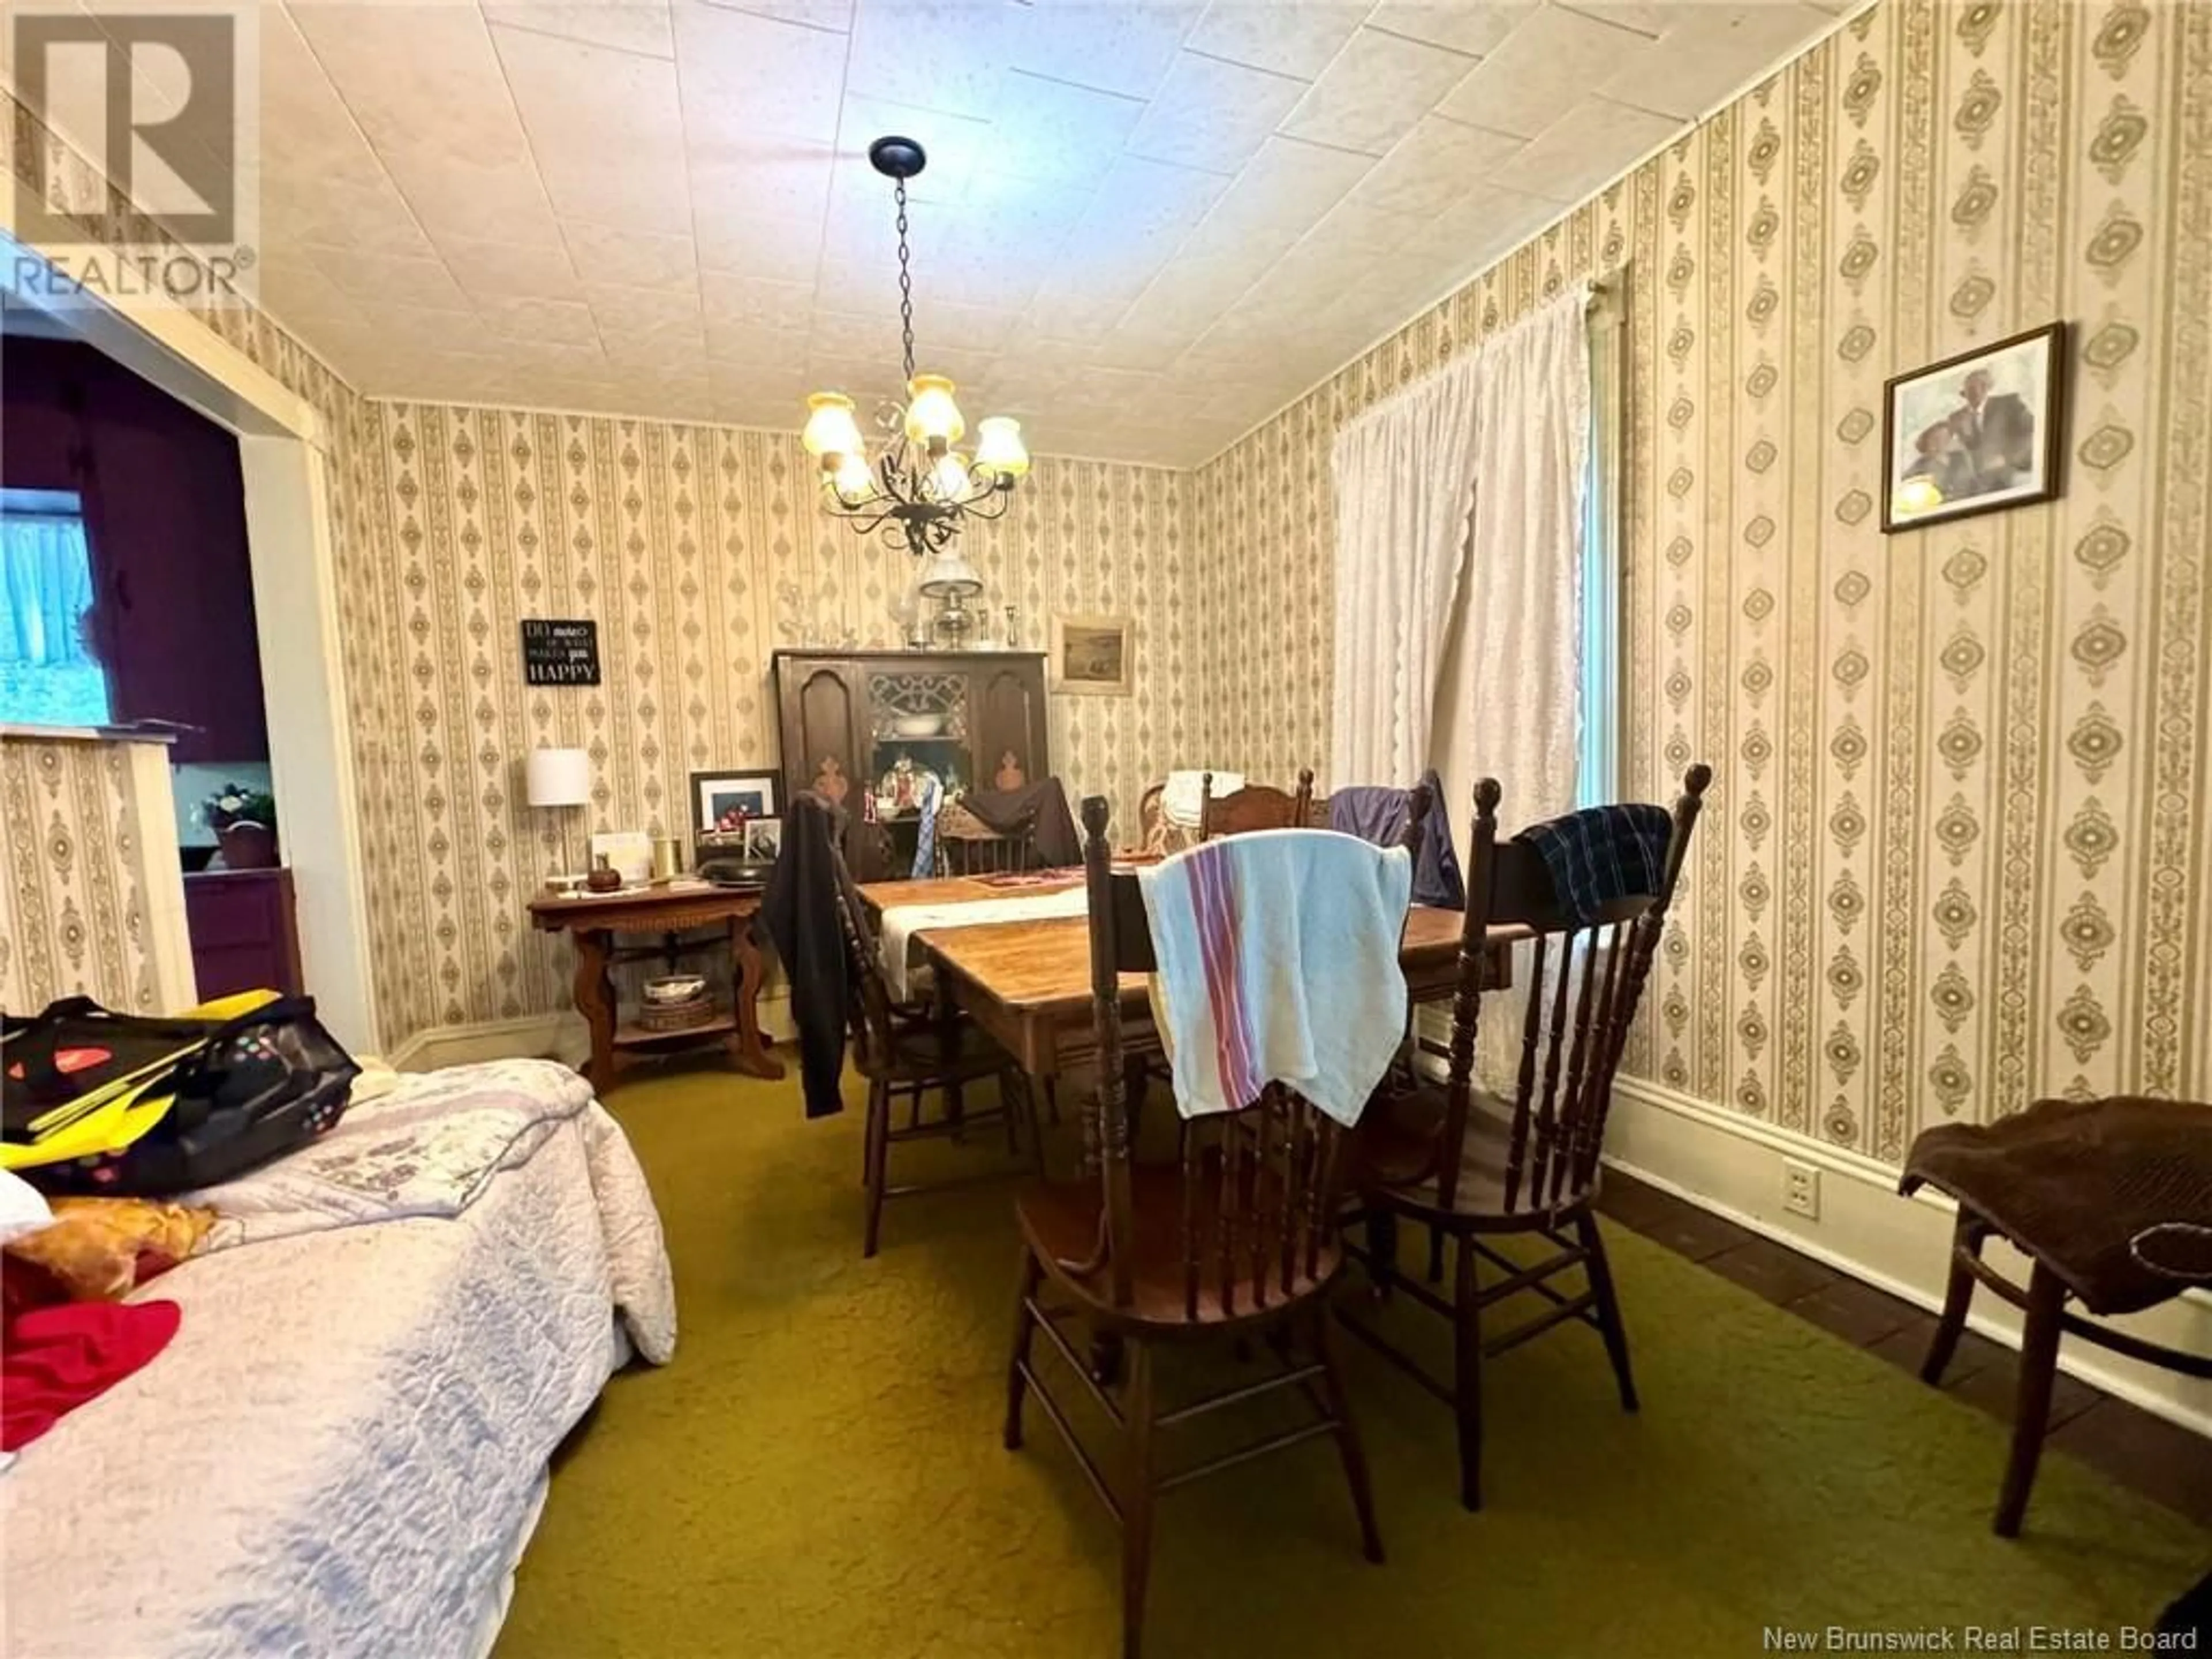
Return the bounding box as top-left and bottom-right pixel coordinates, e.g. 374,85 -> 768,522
0,737 -> 160,1013
348,406 -> 1193,1034
1194,0 -> 2212,1162
2,84 -> 422,1043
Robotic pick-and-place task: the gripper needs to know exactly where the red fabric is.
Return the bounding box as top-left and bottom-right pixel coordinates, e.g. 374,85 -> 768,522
2,1297 -> 180,1450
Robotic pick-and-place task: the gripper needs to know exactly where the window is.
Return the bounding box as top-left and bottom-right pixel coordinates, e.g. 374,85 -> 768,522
1577,303 -> 1624,808
0,488 -> 110,726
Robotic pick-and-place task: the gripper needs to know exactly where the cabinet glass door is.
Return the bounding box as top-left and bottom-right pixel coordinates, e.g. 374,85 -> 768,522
865,669 -> 975,831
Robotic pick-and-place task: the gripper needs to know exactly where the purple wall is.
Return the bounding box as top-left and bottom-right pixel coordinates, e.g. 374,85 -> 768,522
1,335 -> 267,763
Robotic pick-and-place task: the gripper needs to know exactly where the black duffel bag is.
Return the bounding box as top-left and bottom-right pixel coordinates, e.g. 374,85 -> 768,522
2,993 -> 358,1196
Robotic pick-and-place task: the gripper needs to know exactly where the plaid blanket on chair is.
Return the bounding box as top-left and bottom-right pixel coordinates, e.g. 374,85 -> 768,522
1515,804 -> 1673,923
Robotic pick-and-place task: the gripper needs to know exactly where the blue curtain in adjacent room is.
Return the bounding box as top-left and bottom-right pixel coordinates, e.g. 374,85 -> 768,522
0,510 -> 109,725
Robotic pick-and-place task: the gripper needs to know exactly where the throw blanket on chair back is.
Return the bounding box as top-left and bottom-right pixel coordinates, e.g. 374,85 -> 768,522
1138,829 -> 1412,1126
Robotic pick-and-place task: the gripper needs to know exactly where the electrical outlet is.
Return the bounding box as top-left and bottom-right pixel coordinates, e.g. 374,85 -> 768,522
1783,1158 -> 1820,1220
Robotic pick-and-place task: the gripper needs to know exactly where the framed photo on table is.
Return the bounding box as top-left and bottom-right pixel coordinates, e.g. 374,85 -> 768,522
691,769 -> 779,838
1881,321 -> 2066,533
1050,612 -> 1134,696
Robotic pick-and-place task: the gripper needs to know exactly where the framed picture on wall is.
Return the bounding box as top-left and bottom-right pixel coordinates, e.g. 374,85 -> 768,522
1880,321 -> 2067,533
1050,613 -> 1134,696
690,769 -> 779,838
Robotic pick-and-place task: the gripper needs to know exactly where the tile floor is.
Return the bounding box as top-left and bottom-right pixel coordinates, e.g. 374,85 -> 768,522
1592,1169 -> 2212,1531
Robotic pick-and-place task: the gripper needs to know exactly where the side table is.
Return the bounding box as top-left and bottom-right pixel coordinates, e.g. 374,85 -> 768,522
527,880 -> 784,1090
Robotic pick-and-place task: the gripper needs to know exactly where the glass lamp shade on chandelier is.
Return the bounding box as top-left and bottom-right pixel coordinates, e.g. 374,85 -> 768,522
800,135 -> 1031,616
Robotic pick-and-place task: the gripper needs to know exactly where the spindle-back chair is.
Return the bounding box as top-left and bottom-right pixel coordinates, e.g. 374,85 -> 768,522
1196,767 -> 1320,840
1345,766 -> 1711,1510
933,797 -> 1041,877
1002,797 -> 1384,1659
820,820 -> 1039,1256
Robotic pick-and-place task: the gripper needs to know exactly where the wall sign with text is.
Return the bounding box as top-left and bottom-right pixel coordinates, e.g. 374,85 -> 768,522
521,619 -> 601,686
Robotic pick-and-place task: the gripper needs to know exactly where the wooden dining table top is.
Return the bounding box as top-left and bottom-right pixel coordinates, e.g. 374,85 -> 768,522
858,869 -> 1513,1077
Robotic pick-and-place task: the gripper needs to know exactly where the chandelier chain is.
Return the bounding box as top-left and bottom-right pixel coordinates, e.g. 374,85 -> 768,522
893,177 -> 915,385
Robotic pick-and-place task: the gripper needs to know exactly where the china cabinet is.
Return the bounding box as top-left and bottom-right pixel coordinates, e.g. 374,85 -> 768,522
769,649 -> 1051,881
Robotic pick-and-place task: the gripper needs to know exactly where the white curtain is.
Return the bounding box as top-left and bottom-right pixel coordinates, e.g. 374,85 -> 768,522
1431,286 -> 1592,832
1333,286 -> 1591,819
1328,353 -> 1487,788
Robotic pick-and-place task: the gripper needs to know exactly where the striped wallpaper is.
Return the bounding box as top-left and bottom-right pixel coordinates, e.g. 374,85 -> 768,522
1192,0 -> 2212,1160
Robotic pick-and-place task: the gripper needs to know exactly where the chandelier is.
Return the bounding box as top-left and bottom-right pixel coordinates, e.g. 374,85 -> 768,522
799,136 -> 1031,564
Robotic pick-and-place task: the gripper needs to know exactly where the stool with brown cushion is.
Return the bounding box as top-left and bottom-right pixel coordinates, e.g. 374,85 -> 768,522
1902,1095 -> 2212,1536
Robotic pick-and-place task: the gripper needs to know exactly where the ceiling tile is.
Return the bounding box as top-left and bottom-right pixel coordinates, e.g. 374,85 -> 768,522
694,210 -> 825,283
257,256 -> 369,329
1558,1 -> 1675,34
380,143 -> 566,249
1277,26 -> 1477,154
441,236 -> 586,304
672,1 -> 848,143
1365,0 -> 1537,57
688,139 -> 835,228
562,222 -> 700,291
831,97 -> 989,207
1184,1 -> 1370,79
495,25 -> 690,234
1184,135 -> 1376,249
846,0 -> 1015,120
696,0 -> 855,32
1350,113 -> 1528,217
1124,51 -> 1309,175
1488,92 -> 1681,202
701,271 -> 815,331
291,5 -> 533,164
306,247 -> 473,313
482,0 -> 677,58
476,294 -> 604,349
1435,3 -> 1656,139
1005,0 -> 1205,101
263,176 -> 431,258
1597,3 -> 1836,119
586,284 -> 706,338
988,71 -> 1147,186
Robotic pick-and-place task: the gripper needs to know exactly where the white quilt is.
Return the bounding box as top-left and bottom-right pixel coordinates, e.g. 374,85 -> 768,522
0,1059 -> 676,1659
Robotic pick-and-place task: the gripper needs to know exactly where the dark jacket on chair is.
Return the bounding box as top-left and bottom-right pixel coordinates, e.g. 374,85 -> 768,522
959,777 -> 1083,867
759,791 -> 854,1118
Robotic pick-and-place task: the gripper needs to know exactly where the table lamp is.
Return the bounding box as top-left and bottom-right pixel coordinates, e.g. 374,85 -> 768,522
525,746 -> 591,887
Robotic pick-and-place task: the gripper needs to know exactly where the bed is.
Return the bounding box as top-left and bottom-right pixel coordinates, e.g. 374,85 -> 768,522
0,1058 -> 676,1659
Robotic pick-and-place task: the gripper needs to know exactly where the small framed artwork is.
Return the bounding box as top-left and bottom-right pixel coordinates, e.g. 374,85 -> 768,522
745,818 -> 783,864
1050,612 -> 1134,696
691,769 -> 779,838
589,829 -> 652,885
1881,321 -> 2067,533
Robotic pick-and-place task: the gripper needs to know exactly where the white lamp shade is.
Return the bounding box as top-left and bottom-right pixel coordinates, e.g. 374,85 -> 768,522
917,548 -> 983,599
525,747 -> 591,808
973,416 -> 1029,479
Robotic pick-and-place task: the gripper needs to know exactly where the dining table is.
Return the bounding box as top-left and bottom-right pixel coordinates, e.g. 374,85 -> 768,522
855,868 -> 1517,1086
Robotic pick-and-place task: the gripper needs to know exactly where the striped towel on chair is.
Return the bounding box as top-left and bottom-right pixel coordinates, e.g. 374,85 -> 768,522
1138,829 -> 1412,1128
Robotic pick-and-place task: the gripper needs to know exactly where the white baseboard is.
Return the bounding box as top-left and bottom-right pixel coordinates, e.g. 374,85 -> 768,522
382,990 -> 796,1074
1607,1076 -> 2212,1437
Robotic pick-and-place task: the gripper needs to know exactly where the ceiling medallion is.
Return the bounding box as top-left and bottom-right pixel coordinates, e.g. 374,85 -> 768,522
799,134 -> 1031,596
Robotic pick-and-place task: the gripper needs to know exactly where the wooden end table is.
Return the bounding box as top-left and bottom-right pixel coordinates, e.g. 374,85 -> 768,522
528,880 -> 784,1090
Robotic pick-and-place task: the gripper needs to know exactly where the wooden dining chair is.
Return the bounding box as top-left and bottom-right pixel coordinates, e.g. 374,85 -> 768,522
1345,766 -> 1710,1510
1003,797 -> 1384,1659
823,830 -> 1040,1257
1196,767 -> 1319,840
934,796 -> 1040,877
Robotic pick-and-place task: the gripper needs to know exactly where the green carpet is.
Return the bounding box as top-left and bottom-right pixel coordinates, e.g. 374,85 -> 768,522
495,1068 -> 2207,1657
